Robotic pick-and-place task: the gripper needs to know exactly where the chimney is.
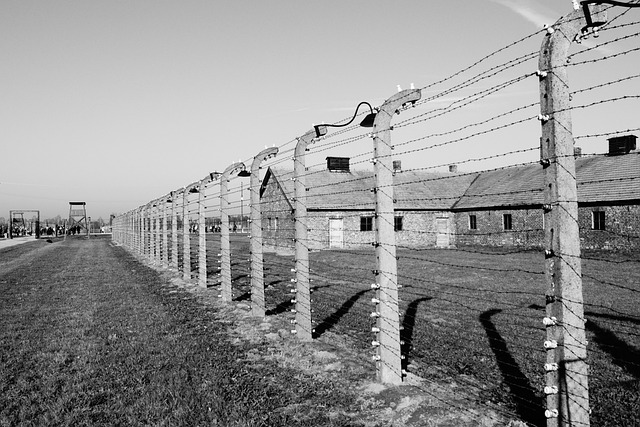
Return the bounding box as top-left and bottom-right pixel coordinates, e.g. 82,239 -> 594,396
607,135 -> 637,156
449,164 -> 458,173
574,147 -> 582,157
326,156 -> 350,172
392,160 -> 402,173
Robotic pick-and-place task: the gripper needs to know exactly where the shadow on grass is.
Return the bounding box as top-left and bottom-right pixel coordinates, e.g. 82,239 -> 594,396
479,309 -> 544,426
313,289 -> 369,339
530,303 -> 639,378
587,319 -> 640,379
401,297 -> 432,370
232,273 -> 248,282
266,299 -> 293,316
265,285 -> 330,316
233,292 -> 250,302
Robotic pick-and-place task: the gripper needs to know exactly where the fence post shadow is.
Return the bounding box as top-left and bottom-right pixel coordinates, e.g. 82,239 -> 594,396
530,304 -> 640,379
400,297 -> 432,370
233,291 -> 250,302
266,299 -> 292,316
586,318 -> 639,379
313,289 -> 369,339
479,308 -> 544,426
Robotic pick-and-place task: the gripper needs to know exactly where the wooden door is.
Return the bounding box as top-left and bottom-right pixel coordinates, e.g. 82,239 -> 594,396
436,217 -> 450,248
329,218 -> 344,248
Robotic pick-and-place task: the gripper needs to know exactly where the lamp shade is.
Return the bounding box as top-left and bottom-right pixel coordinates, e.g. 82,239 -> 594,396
359,112 -> 376,128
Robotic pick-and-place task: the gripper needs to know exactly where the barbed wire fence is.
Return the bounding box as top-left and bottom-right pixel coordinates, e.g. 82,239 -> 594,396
112,4 -> 640,426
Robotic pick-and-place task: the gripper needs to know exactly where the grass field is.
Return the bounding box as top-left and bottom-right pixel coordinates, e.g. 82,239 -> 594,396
203,235 -> 639,426
0,237 -> 370,426
2,235 -> 637,426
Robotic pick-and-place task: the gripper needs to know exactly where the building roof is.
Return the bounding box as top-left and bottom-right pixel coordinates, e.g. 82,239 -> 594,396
264,167 -> 478,211
262,152 -> 640,211
453,163 -> 544,209
454,152 -> 640,209
575,152 -> 640,203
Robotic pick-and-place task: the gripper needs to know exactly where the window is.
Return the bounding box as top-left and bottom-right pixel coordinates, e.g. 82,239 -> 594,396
503,214 -> 513,230
267,217 -> 272,230
469,215 -> 477,230
394,216 -> 403,232
274,217 -> 278,231
593,211 -> 605,230
360,216 -> 373,231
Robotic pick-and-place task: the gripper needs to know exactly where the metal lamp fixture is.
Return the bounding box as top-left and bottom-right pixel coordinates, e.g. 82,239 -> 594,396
314,101 -> 377,138
580,0 -> 640,29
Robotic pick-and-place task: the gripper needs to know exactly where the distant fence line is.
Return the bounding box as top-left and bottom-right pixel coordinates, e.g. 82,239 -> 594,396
113,6 -> 640,426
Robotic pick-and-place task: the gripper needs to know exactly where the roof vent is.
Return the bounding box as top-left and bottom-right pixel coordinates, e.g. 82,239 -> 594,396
449,164 -> 458,173
574,147 -> 582,158
608,135 -> 637,156
393,160 -> 402,173
326,156 -> 350,172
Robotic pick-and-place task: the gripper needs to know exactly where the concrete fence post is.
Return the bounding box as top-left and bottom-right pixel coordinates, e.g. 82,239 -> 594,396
154,200 -> 161,265
149,203 -> 155,261
538,6 -> 605,427
148,203 -> 155,262
198,173 -> 220,288
220,162 -> 247,302
138,207 -> 143,256
117,214 -> 122,245
121,213 -> 125,246
127,212 -> 131,248
141,206 -> 147,258
129,210 -> 133,252
122,212 -> 127,247
148,204 -> 153,259
198,177 -> 208,287
162,195 -> 169,268
127,211 -> 132,250
120,212 -> 125,247
130,211 -> 134,249
371,88 -> 421,385
131,211 -> 135,250
249,147 -> 279,317
293,129 -> 317,341
171,190 -> 179,269
144,206 -> 150,257
146,205 -> 151,259
146,203 -> 152,261
132,211 -> 136,250
183,182 -> 198,280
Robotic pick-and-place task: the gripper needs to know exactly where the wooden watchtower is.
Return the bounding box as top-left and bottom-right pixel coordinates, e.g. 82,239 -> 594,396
67,202 -> 89,238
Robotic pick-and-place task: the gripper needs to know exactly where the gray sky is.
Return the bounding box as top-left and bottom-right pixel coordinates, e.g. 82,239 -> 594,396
1,1 -> 638,221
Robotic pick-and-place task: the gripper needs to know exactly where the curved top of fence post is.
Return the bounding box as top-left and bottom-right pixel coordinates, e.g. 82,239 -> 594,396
198,172 -> 220,198
539,5 -> 606,70
202,172 -> 221,186
250,146 -> 278,197
184,181 -> 200,195
373,89 -> 421,129
221,162 -> 247,181
294,129 -> 317,160
172,187 -> 185,198
251,147 -> 278,174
